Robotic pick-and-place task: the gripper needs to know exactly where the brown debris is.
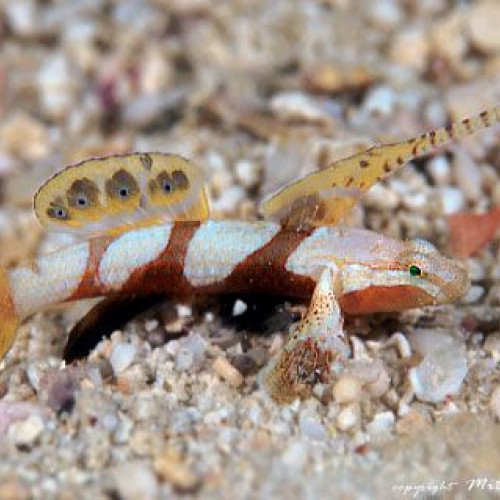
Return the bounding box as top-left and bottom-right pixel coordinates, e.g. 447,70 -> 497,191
447,207 -> 500,258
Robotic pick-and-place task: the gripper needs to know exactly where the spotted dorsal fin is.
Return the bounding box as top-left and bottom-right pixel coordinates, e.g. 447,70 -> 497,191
34,153 -> 210,236
261,106 -> 500,229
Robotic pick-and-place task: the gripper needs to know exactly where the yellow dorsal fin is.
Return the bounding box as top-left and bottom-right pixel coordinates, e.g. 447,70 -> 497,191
261,106 -> 500,229
34,153 -> 210,236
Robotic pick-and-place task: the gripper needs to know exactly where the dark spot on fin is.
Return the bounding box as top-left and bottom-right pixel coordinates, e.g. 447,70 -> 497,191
105,169 -> 139,200
284,194 -> 327,227
140,154 -> 153,170
67,178 -> 100,209
172,170 -> 189,190
47,199 -> 70,220
429,130 -> 436,146
479,110 -> 490,126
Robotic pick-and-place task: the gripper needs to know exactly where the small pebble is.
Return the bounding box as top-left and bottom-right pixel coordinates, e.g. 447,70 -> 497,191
45,369 -> 78,413
174,333 -> 206,371
390,27 -> 429,72
270,91 -> 332,124
4,1 -> 37,37
462,285 -> 485,304
337,404 -> 359,431
402,191 -> 428,211
365,183 -> 400,210
366,411 -> 395,436
0,112 -> 50,160
365,366 -> 391,398
468,1 -> 500,54
282,441 -> 308,468
484,333 -> 500,356
84,428 -> 111,469
37,53 -> 76,120
247,347 -> 268,368
123,91 -> 184,128
438,186 -> 465,215
154,449 -> 202,493
144,319 -> 159,332
213,357 -> 244,388
112,461 -> 159,500
176,304 -> 192,318
0,401 -> 47,435
230,354 -> 258,377
395,411 -> 428,435
211,185 -> 246,213
131,395 -> 159,423
489,386 -> 500,420
8,414 -> 45,449
232,299 -> 248,316
299,414 -> 327,441
235,160 -> 260,189
453,147 -> 483,202
363,85 -> 396,117
368,0 -> 403,29
332,376 -> 362,404
129,427 -> 159,457
110,344 -> 137,374
385,332 -> 412,358
427,155 -> 451,186
430,10 -> 467,63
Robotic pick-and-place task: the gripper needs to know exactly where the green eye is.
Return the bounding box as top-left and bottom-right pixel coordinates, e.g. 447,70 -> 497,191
409,265 -> 422,277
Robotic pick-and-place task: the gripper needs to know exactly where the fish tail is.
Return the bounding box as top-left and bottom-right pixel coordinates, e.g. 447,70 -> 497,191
0,266 -> 20,361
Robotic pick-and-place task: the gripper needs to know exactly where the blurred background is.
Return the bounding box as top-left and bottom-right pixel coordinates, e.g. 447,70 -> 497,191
0,0 -> 499,242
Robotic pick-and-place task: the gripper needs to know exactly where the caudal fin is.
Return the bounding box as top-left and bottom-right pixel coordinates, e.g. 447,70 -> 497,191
0,267 -> 19,361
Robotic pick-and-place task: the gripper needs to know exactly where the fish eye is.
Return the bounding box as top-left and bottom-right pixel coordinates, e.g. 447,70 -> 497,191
118,187 -> 129,198
77,197 -> 89,207
409,264 -> 422,277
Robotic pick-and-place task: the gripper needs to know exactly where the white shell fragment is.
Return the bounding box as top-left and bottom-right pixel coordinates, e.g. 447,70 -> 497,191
408,329 -> 468,403
110,343 -> 137,374
366,411 -> 395,437
336,404 -> 359,431
270,91 -> 333,124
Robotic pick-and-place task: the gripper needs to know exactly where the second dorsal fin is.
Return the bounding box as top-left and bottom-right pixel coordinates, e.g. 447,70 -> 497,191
34,153 -> 210,237
261,106 -> 500,229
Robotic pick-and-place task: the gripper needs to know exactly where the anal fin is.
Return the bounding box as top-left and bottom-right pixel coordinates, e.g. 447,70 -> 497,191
63,294 -> 166,363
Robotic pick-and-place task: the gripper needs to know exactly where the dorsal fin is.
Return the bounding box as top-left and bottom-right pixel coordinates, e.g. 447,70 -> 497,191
34,153 -> 210,236
261,106 -> 500,229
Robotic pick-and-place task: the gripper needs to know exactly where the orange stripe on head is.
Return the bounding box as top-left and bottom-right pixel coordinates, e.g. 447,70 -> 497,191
340,285 -> 436,315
